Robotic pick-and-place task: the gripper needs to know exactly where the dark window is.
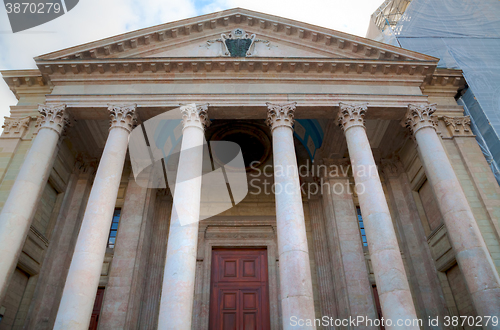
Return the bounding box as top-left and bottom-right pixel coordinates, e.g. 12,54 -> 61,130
88,287 -> 105,330
372,285 -> 385,330
356,207 -> 367,246
107,209 -> 121,248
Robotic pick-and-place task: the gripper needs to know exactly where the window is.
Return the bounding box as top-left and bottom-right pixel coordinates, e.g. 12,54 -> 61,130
107,209 -> 121,248
89,287 -> 105,330
356,207 -> 367,246
372,285 -> 385,330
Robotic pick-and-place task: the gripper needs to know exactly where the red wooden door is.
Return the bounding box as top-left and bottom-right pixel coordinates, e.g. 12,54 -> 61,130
209,249 -> 271,330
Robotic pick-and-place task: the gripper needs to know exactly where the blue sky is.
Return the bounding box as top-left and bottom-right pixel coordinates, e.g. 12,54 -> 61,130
0,0 -> 383,126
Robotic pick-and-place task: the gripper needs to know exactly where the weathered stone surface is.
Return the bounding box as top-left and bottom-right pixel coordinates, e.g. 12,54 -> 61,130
53,105 -> 136,330
0,104 -> 68,304
340,103 -> 419,328
158,104 -> 207,330
267,102 -> 316,329
404,104 -> 500,323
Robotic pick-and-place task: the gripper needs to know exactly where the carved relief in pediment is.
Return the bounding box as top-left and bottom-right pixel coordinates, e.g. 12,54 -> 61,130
204,29 -> 270,57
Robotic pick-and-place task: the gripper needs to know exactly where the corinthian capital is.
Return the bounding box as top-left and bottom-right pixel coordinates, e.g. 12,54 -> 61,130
266,102 -> 296,131
337,103 -> 367,132
37,104 -> 70,135
443,116 -> 473,137
402,104 -> 437,135
108,104 -> 137,132
180,103 -> 210,130
2,116 -> 31,138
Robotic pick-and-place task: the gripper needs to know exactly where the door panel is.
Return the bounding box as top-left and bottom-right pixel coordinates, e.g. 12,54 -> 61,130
223,291 -> 237,310
210,249 -> 270,330
243,292 -> 256,309
218,253 -> 261,283
243,313 -> 256,330
243,261 -> 256,278
223,313 -> 237,330
224,261 -> 237,277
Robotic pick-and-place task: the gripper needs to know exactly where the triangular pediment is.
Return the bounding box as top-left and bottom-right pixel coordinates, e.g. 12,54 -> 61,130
35,8 -> 437,62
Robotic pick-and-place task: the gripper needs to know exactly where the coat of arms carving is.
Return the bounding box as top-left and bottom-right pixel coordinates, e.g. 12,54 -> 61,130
205,28 -> 270,57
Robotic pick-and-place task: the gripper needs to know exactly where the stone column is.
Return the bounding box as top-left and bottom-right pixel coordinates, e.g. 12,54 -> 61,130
338,103 -> 418,327
25,158 -> 95,330
98,172 -> 151,329
267,102 -> 316,330
324,159 -> 378,325
321,185 -> 350,321
158,104 -> 209,330
308,197 -> 337,328
139,191 -> 171,329
0,104 -> 68,302
403,104 -> 500,322
381,159 -> 449,326
54,104 -> 137,330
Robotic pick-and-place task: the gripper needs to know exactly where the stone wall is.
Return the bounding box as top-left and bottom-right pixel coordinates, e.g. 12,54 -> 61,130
443,137 -> 500,274
0,269 -> 29,330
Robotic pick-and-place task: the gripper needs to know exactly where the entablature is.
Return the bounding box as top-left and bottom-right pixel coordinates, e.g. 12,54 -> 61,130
39,96 -> 430,122
3,62 -> 464,101
2,67 -> 465,124
0,69 -> 52,100
35,57 -> 436,86
421,68 -> 466,98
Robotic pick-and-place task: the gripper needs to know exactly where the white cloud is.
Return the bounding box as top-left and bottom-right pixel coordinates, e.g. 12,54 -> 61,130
0,0 -> 199,125
199,0 -> 381,37
0,0 -> 383,126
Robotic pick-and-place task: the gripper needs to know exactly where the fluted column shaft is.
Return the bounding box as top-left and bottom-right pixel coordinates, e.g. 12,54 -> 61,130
404,104 -> 500,325
139,195 -> 171,329
98,173 -> 150,329
267,103 -> 316,330
338,103 -> 418,328
158,104 -> 209,330
326,170 -> 378,326
308,198 -> 337,329
54,104 -> 137,330
0,104 -> 68,302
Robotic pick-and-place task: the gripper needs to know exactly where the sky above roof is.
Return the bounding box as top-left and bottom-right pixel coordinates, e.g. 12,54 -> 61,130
0,0 -> 383,126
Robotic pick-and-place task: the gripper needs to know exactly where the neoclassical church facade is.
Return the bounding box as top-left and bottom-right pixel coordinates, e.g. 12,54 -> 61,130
0,8 -> 499,330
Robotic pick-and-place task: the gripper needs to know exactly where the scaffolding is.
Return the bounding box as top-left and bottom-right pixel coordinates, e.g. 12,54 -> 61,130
371,0 -> 412,34
367,0 -> 500,184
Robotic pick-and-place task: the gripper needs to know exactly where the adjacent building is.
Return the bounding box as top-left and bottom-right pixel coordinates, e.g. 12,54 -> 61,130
367,0 -> 500,183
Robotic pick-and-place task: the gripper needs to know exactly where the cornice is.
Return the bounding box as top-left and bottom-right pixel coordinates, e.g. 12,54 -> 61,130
0,69 -> 48,87
34,8 -> 437,62
0,69 -> 51,99
32,57 -> 437,86
3,64 -> 464,108
421,68 -> 465,90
